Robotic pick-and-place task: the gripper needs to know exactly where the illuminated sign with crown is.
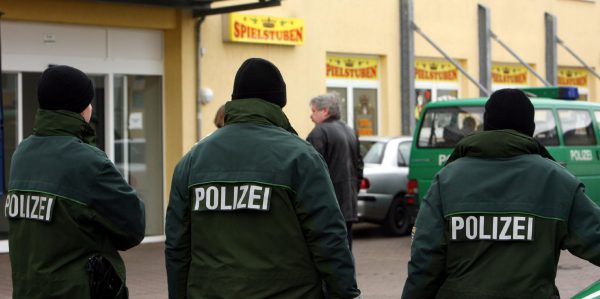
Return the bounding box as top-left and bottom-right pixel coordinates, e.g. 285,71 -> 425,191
223,13 -> 304,46
326,54 -> 379,80
414,59 -> 458,82
262,17 -> 275,28
491,63 -> 529,85
558,67 -> 588,87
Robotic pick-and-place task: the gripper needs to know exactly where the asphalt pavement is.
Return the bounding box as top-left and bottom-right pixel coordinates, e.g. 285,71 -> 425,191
1,223 -> 598,298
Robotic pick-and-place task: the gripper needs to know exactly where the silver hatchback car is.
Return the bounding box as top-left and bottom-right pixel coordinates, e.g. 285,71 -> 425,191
357,136 -> 416,235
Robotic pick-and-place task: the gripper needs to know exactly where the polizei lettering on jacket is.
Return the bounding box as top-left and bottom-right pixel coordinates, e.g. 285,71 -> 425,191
193,184 -> 271,212
449,215 -> 534,241
4,192 -> 55,222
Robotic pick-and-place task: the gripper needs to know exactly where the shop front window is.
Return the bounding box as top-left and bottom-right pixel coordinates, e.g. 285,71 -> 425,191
353,88 -> 378,136
327,87 -> 348,123
326,54 -> 380,136
326,86 -> 379,136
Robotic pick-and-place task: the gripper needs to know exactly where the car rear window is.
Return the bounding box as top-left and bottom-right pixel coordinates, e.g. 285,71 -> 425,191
359,140 -> 376,157
363,141 -> 386,164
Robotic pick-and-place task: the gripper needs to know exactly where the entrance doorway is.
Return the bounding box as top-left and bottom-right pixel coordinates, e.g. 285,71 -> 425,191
0,72 -> 164,242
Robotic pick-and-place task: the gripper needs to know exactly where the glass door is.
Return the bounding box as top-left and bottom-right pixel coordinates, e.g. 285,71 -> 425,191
20,73 -> 106,148
22,72 -> 42,138
89,76 -> 106,150
0,73 -> 18,240
114,75 -> 163,236
1,71 -> 164,239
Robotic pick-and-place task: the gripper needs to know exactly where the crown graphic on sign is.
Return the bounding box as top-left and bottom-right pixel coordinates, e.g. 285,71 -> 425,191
430,63 -> 438,70
262,17 -> 275,28
345,59 -> 354,67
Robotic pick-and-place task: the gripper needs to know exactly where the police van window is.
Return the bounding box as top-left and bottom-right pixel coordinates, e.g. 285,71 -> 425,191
533,109 -> 559,146
595,110 -> 600,131
558,109 -> 597,146
417,106 -> 484,148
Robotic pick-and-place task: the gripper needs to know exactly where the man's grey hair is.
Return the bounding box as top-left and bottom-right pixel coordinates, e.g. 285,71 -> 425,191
310,92 -> 341,119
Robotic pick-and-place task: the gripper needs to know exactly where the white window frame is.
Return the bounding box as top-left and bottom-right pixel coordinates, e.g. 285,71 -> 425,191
415,81 -> 460,102
326,78 -> 381,132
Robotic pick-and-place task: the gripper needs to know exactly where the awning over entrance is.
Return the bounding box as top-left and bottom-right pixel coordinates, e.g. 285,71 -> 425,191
96,0 -> 282,16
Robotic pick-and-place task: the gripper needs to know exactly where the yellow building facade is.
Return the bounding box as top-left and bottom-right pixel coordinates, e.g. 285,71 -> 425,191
0,0 -> 598,244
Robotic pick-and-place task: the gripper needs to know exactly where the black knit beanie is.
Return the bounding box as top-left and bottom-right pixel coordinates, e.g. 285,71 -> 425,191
37,65 -> 94,113
484,88 -> 535,136
231,58 -> 287,108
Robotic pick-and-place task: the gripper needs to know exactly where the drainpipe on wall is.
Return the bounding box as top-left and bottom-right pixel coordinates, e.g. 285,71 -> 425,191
400,0 -> 415,136
195,16 -> 205,141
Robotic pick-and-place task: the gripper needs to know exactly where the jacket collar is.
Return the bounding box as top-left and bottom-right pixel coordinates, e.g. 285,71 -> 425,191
224,98 -> 298,135
33,109 -> 96,145
324,114 -> 341,122
446,129 -> 555,165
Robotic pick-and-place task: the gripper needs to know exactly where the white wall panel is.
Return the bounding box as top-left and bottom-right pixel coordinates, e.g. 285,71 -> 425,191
1,21 -> 163,75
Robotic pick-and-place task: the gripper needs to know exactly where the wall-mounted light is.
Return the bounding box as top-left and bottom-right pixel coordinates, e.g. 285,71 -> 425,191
200,87 -> 214,105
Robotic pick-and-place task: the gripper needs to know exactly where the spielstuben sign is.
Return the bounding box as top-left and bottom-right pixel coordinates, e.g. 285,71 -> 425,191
415,59 -> 458,82
326,55 -> 379,80
223,13 -> 304,46
492,64 -> 529,85
558,68 -> 588,87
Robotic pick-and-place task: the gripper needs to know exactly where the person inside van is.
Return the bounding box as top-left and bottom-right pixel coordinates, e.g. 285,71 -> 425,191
403,88 -> 600,299
459,116 -> 476,136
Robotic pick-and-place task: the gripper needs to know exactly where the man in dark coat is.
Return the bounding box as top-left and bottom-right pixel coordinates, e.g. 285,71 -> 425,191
307,92 -> 363,250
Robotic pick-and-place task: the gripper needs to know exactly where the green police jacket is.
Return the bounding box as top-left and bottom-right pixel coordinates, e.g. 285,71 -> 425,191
165,99 -> 360,299
6,110 -> 146,299
402,130 -> 600,299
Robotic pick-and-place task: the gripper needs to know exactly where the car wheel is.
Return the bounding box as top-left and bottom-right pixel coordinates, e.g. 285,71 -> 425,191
384,196 -> 411,236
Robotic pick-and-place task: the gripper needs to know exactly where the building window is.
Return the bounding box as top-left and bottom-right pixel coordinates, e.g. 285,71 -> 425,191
415,59 -> 460,120
326,54 -> 380,136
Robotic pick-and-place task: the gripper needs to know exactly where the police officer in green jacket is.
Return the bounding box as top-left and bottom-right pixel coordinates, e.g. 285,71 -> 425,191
165,58 -> 361,299
402,89 -> 600,299
5,65 -> 146,299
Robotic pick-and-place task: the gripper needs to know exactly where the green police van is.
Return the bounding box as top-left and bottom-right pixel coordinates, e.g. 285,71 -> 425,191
405,87 -> 600,223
